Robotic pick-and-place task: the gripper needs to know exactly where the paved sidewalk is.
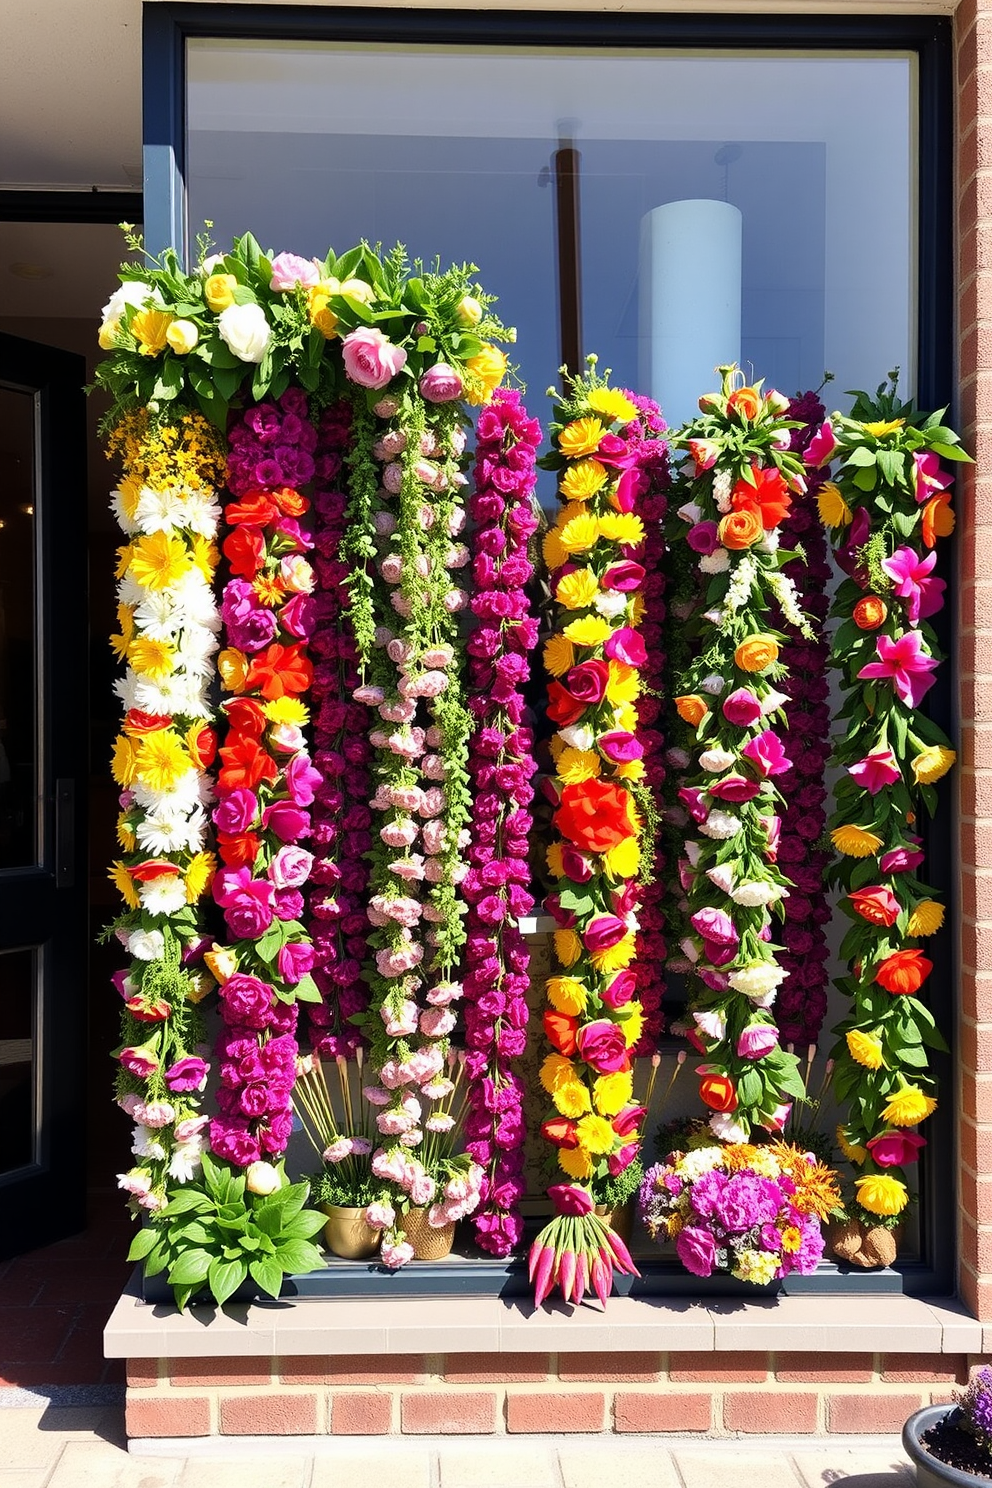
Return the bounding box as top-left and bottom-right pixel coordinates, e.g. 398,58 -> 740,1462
0,1408 -> 916,1488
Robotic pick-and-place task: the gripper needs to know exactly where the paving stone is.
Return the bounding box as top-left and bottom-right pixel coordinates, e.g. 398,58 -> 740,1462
0,1472 -> 56,1488
310,1450 -> 432,1488
790,1449 -> 913,1487
440,1442 -> 558,1488
558,1444 -> 681,1488
177,1458 -> 307,1488
1,1409 -> 67,1472
674,1450 -> 804,1488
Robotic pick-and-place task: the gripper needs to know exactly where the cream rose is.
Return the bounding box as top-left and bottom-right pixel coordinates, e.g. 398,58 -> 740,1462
217,303 -> 272,363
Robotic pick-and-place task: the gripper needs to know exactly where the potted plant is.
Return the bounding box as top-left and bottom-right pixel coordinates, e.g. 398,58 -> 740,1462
903,1366 -> 992,1486
293,1050 -> 379,1259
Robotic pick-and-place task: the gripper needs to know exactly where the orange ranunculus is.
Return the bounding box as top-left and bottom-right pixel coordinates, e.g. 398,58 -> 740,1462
271,485 -> 309,518
217,734 -> 280,792
187,723 -> 217,769
848,886 -> 901,928
224,491 -> 281,527
734,635 -> 779,672
699,1072 -> 738,1112
727,387 -> 761,421
853,596 -> 887,630
543,1010 -> 580,1057
675,694 -> 709,726
875,948 -> 933,995
921,492 -> 955,549
217,648 -> 250,694
541,1116 -> 580,1149
246,642 -> 314,700
123,709 -> 171,736
731,464 -> 792,529
554,779 -> 637,856
718,508 -> 764,550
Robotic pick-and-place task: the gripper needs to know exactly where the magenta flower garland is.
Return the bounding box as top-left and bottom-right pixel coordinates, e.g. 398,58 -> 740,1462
461,388 -> 541,1258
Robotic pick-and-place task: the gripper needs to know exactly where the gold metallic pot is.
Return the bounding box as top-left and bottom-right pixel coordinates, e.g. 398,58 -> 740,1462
321,1203 -> 381,1260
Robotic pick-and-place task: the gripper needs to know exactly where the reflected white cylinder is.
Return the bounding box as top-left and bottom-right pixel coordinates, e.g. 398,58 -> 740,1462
638,199 -> 743,429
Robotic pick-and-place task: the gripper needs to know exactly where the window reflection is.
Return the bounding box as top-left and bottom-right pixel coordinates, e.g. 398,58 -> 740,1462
0,385 -> 39,869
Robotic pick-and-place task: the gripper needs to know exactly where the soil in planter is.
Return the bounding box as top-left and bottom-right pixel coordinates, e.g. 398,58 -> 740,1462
922,1415 -> 992,1480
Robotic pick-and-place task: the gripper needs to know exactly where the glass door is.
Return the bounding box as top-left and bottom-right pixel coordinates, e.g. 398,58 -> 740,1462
0,332 -> 88,1256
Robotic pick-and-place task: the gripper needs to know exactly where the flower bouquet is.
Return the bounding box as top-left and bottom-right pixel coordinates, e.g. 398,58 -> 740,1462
293,1049 -> 378,1257
639,1140 -> 840,1285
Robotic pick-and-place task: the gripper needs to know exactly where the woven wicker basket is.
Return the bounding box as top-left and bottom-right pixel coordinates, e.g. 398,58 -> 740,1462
400,1207 -> 456,1260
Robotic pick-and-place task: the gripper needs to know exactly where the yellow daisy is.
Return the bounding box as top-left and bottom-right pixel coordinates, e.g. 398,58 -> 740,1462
911,746 -> 956,785
556,748 -> 602,785
127,636 -> 176,681
619,1004 -> 645,1047
593,1070 -> 633,1118
830,825 -> 883,858
560,459 -> 608,502
598,512 -> 645,547
602,836 -> 640,879
560,512 -> 601,555
129,531 -> 192,591
563,615 -> 613,647
190,535 -> 219,583
585,388 -> 639,424
133,731 -> 192,794
846,1029 -> 884,1070
556,568 -> 600,610
881,1086 -> 937,1127
547,977 -> 589,1017
116,814 -> 136,852
590,935 -> 637,973
542,529 -> 568,571
559,417 -> 605,458
546,843 -> 565,878
543,634 -> 576,679
605,661 -> 640,705
615,758 -> 645,781
576,1114 -> 616,1155
184,851 -> 217,903
816,482 -> 853,528
855,1173 -> 908,1216
109,861 -> 140,909
264,696 -> 310,726
553,1080 -> 592,1119
111,734 -> 137,788
254,573 -> 287,607
558,1145 -> 594,1180
907,900 -> 945,937
836,1124 -> 867,1165
554,929 -> 583,968
862,418 -> 906,438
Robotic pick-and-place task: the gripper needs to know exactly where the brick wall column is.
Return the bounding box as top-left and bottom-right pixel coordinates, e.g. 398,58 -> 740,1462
957,0 -> 992,1320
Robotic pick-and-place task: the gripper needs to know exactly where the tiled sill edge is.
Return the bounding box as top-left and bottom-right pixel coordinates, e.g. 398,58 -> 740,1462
103,1272 -> 983,1359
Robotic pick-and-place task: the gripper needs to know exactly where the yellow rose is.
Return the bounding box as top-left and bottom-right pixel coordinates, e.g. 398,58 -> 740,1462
204,273 -> 238,312
465,344 -> 507,405
131,308 -> 174,357
204,944 -> 238,986
217,647 -> 250,693
308,290 -> 339,339
456,295 -> 483,326
166,319 -> 199,354
339,277 -> 376,304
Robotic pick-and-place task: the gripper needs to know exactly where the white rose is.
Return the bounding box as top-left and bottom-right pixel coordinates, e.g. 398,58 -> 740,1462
760,689 -> 790,715
699,748 -> 735,773
218,303 -> 272,363
730,881 -> 786,907
700,674 -> 725,695
705,864 -> 736,894
101,279 -> 163,325
699,810 -> 740,840
245,1161 -> 282,1196
558,725 -> 595,752
127,928 -> 165,961
676,502 -> 702,524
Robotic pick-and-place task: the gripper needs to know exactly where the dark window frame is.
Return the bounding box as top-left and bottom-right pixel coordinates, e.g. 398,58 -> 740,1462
143,2 -> 956,1299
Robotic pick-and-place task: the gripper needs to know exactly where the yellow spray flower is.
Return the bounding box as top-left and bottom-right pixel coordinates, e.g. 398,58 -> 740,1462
130,308 -> 174,357
546,843 -> 565,878
553,1080 -> 592,1119
830,825 -> 884,858
560,460 -> 608,502
881,1086 -> 937,1127
846,1029 -> 885,1070
855,1173 -> 908,1216
593,1070 -> 633,1117
780,1227 -> 803,1254
862,418 -> 906,438
605,661 -> 640,705
557,748 -> 602,785
127,636 -> 176,680
907,900 -> 945,937
558,1145 -> 594,1180
559,512 -> 601,555
615,758 -> 645,781
598,512 -> 645,547
559,417 -> 605,458
133,731 -> 192,795
547,977 -> 589,1016
542,529 -> 568,571
563,615 -> 613,647
602,836 -> 640,879
184,851 -> 216,903
836,1124 -> 868,1165
129,531 -> 192,591
109,861 -> 140,909
576,1114 -> 617,1155
816,482 -> 853,528
630,592 -> 645,625
585,388 -> 639,424
109,605 -> 134,662
911,745 -> 956,785
254,573 -> 287,607
556,568 -> 600,610
111,734 -> 137,788
614,703 -> 638,733
554,929 -> 583,968
590,935 -> 637,974
264,696 -> 310,726
543,634 -> 576,679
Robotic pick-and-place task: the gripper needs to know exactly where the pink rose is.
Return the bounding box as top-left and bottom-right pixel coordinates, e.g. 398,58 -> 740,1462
722,689 -> 763,727
604,627 -> 647,667
419,362 -> 463,402
268,845 -> 314,889
575,1019 -> 630,1074
741,730 -> 791,778
866,1129 -> 926,1167
601,971 -> 636,1009
736,1023 -> 779,1059
341,327 -> 408,390
269,252 -> 321,291
277,941 -> 316,984
584,915 -> 628,953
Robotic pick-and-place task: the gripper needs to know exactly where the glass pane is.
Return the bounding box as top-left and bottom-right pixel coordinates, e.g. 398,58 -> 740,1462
0,946 -> 39,1176
187,41 -> 914,432
0,385 -> 39,868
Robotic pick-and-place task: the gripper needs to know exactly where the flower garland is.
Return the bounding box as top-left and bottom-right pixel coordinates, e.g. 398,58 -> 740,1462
305,402 -> 375,1059
108,410 -> 224,1211
809,377 -> 966,1224
462,388 -> 541,1258
668,368 -> 811,1140
208,390 -> 322,1169
770,393 -> 833,1048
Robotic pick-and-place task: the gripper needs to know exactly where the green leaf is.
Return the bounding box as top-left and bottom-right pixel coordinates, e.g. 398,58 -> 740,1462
279,1210 -> 327,1242
292,973 -> 321,1003
929,441 -> 972,462
273,1240 -> 326,1276
207,1257 -> 248,1307
127,1226 -> 159,1262
876,448 -> 906,487
162,1188 -> 212,1216
846,446 -> 877,468
852,465 -> 878,492
166,1249 -> 214,1287
248,1256 -> 285,1299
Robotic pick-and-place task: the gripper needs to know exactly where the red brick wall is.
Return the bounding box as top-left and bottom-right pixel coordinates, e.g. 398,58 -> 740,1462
123,1352 -> 973,1439
958,0 -> 992,1321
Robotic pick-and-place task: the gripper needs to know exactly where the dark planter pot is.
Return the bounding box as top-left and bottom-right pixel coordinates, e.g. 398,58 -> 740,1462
903,1405 -> 991,1488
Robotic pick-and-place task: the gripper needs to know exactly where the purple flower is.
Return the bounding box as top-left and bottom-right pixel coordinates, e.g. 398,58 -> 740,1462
676,1225 -> 718,1278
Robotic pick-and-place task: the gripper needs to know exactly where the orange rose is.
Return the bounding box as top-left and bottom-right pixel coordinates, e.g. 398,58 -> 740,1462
921,492 -> 955,549
734,635 -> 779,673
853,596 -> 887,630
718,508 -> 764,550
699,1072 -> 738,1112
675,694 -> 709,726
875,948 -> 933,995
541,1116 -> 580,1149
554,779 -> 636,856
728,387 -> 761,421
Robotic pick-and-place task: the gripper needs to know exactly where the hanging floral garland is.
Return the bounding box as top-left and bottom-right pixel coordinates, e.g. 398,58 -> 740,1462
107,409 -> 224,1212
667,367 -> 811,1139
808,377 -> 966,1227
462,388 -> 541,1258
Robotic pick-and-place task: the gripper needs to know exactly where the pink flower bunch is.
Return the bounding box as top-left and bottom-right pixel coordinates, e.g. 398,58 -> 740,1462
462,388 -> 541,1257
304,404 -> 375,1059
226,385 -> 317,495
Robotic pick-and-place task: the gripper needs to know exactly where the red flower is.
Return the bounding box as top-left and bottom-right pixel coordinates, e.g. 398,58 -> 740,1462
543,1010 -> 579,1056
123,709 -> 171,736
225,491 -> 281,527
699,1072 -> 737,1112
554,779 -> 636,856
848,886 -> 901,928
271,485 -> 309,518
223,526 -> 267,579
216,831 -> 262,869
731,464 -> 792,530
188,725 -> 217,769
128,859 -> 181,883
223,697 -> 268,738
874,948 -> 933,995
547,680 -> 587,727
217,734 -> 279,792
246,643 -> 313,700
541,1117 -> 579,1149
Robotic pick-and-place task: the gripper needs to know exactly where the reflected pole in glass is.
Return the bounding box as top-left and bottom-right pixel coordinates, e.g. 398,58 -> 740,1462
553,132 -> 583,381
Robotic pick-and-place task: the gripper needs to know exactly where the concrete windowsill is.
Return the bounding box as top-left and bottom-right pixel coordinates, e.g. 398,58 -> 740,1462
103,1270 -> 982,1360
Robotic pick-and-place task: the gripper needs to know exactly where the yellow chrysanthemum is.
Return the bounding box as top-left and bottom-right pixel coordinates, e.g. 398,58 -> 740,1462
855,1173 -> 908,1216
907,900 -> 945,938
555,568 -> 599,611
576,1114 -> 616,1156
554,929 -> 583,968
558,1145 -> 594,1179
546,843 -> 565,878
846,1029 -> 885,1070
128,531 -> 192,591
218,648 -> 250,693
116,544 -> 135,580
110,604 -> 135,662
559,511 -> 601,555
563,615 -> 613,647
127,636 -> 176,680
557,747 -> 602,785
189,534 -> 218,583
615,758 -> 645,781
862,418 -> 906,438
264,696 -> 310,726
254,573 -> 287,607
830,825 -> 884,858
560,459 -> 609,503
116,475 -> 142,519
605,661 -> 640,705
602,836 -> 640,879
590,935 -> 637,973
116,813 -> 136,852
133,730 -> 192,794
542,529 -> 568,571
836,1124 -> 868,1165
630,592 -> 646,626
559,417 -> 606,458
881,1086 -> 937,1127
111,734 -> 137,788
109,861 -> 140,909
620,1004 -> 644,1047
585,388 -> 639,424
614,703 -> 638,733
547,977 -> 589,1016
553,1080 -> 592,1119
540,1053 -> 576,1094
816,482 -> 853,528
593,1070 -> 633,1118
597,512 -> 645,547
185,851 -> 217,903
543,634 -> 576,679
911,745 -> 956,785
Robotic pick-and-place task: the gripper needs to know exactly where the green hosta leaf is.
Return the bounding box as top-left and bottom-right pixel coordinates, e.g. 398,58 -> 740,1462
127,1226 -> 159,1262
208,1257 -> 248,1307
167,1249 -> 214,1287
273,1240 -> 326,1276
249,1256 -> 285,1299
279,1210 -> 327,1242
162,1188 -> 212,1216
